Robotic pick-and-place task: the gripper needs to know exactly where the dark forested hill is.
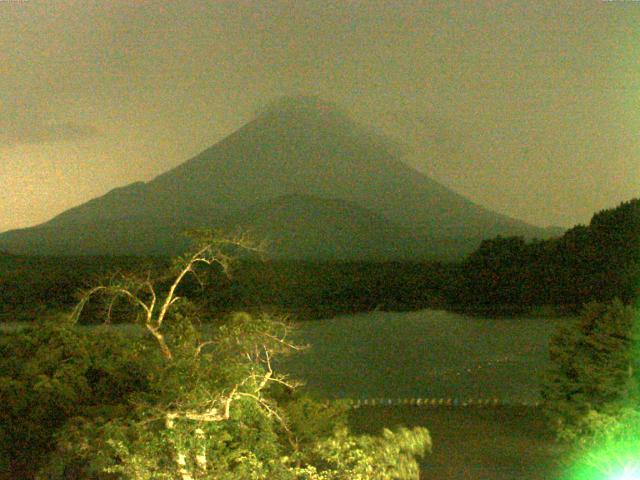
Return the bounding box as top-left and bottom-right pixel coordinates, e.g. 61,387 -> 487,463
0,97 -> 550,260
1,199 -> 636,322
450,198 -> 640,311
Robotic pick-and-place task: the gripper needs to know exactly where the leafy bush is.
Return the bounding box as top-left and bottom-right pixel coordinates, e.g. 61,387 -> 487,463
541,300 -> 638,440
561,408 -> 640,479
0,314 -> 152,478
1,235 -> 431,479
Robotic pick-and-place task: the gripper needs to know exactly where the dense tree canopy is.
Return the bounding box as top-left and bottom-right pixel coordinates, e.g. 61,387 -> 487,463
0,234 -> 431,479
2,198 -> 637,321
541,300 -> 639,440
539,300 -> 640,477
452,198 -> 640,312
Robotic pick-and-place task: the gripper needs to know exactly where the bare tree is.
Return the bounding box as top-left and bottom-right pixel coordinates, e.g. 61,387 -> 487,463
70,231 -> 310,479
71,230 -> 262,360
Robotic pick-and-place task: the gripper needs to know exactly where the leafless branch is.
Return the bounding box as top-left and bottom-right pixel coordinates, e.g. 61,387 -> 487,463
71,231 -> 266,363
194,340 -> 216,357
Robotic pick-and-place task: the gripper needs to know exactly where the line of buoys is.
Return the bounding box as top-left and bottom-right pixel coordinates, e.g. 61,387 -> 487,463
345,397 -> 541,409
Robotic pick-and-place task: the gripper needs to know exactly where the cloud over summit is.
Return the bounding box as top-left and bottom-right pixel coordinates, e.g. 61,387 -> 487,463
1,121 -> 98,145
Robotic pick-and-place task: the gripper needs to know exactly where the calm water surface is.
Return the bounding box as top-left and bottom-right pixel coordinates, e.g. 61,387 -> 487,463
1,309 -> 570,403
280,309 -> 569,402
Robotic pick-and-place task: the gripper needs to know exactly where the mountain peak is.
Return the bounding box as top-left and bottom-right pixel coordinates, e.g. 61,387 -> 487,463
249,95 -> 402,160
257,95 -> 347,122
0,97 -> 548,258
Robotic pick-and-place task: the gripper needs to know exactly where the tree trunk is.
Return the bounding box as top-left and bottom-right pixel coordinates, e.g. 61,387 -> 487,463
146,324 -> 173,360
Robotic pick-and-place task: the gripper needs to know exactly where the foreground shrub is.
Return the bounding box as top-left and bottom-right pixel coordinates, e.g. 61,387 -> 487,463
1,233 -> 430,479
0,315 -> 151,478
541,300 -> 638,439
561,408 -> 640,479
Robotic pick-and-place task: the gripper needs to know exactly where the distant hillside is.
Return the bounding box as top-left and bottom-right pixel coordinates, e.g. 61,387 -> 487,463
0,96 -> 550,259
541,225 -> 567,237
221,193 -> 432,260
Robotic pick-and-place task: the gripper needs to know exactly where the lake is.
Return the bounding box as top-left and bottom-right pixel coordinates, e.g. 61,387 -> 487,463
1,309 -> 569,403
0,310 -> 569,479
280,309 -> 569,403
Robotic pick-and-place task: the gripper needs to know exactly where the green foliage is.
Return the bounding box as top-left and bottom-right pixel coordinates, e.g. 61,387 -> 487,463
1,315 -> 429,479
1,240 -> 431,479
452,236 -> 531,308
280,394 -> 351,455
2,198 -> 638,321
557,408 -> 640,479
198,260 -> 452,319
541,300 -> 638,440
306,426 -> 431,480
0,314 -> 151,477
0,255 -> 166,323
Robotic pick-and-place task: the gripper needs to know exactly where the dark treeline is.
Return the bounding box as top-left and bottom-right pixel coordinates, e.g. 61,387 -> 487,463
0,255 -> 169,322
194,260 -> 453,319
450,198 -> 640,314
1,198 -> 637,321
0,255 -> 451,321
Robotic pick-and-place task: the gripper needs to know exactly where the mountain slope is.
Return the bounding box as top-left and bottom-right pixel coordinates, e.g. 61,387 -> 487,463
221,193 -> 430,260
0,96 -> 549,258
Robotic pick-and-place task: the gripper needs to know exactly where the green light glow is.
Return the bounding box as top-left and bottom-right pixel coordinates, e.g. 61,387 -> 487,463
611,471 -> 640,480
608,461 -> 640,480
564,304 -> 640,480
566,439 -> 640,479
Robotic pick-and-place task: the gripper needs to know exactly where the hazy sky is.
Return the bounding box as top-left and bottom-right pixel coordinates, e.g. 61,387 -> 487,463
1,0 -> 638,233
